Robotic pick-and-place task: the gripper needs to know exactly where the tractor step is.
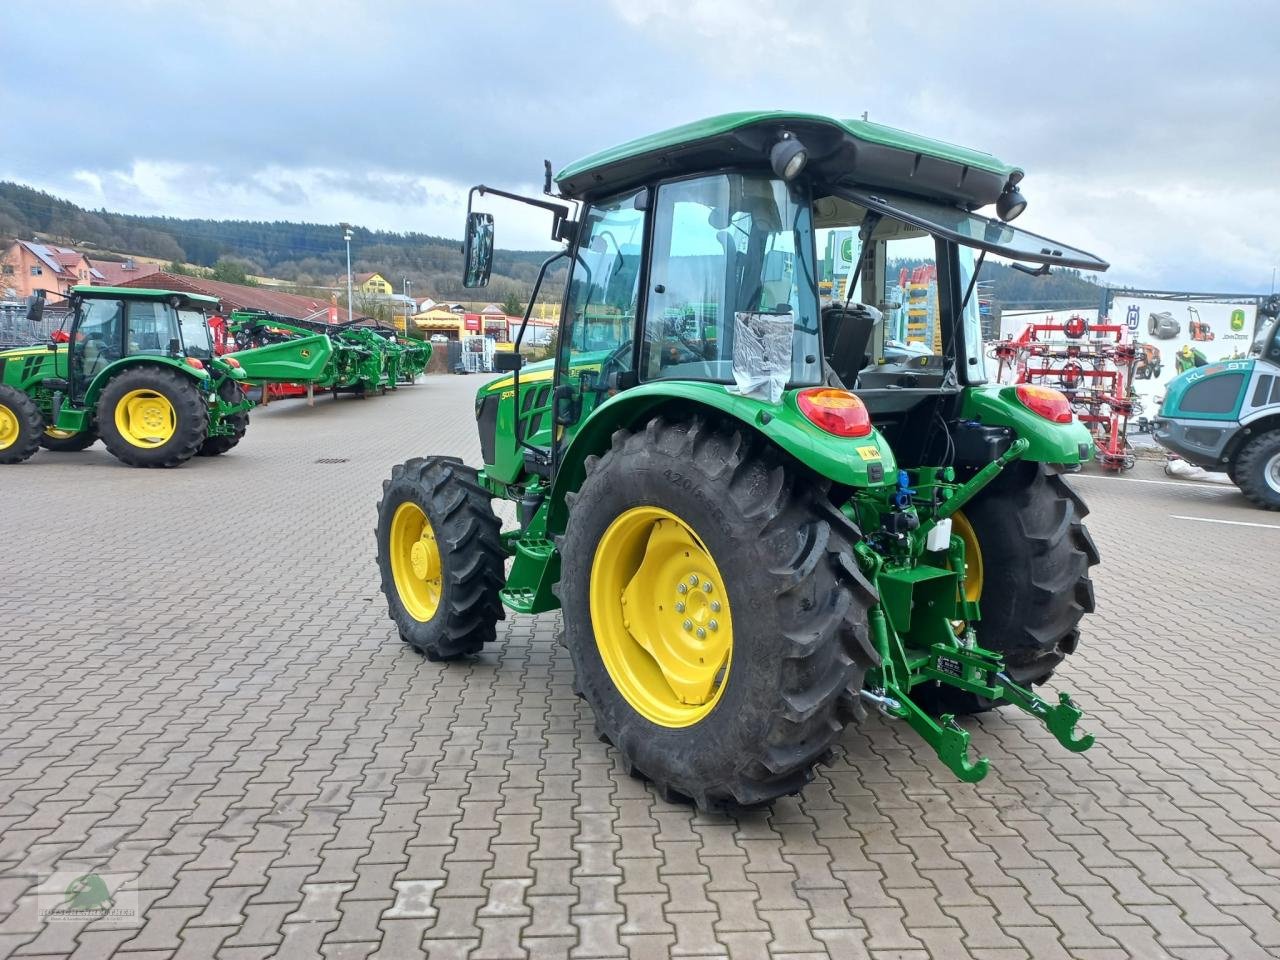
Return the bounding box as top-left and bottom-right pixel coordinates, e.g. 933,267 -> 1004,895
500,535 -> 560,615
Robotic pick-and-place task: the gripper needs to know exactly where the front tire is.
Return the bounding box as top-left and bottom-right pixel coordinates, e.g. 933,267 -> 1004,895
98,367 -> 207,468
40,425 -> 98,452
376,456 -> 506,659
197,380 -> 250,457
1234,431 -> 1280,510
0,385 -> 42,464
557,417 -> 879,811
917,462 -> 1099,716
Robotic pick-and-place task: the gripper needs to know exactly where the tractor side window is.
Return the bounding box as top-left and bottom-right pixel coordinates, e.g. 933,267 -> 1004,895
178,309 -> 213,360
127,300 -> 179,356
561,190 -> 646,377
71,298 -> 124,381
643,173 -> 820,387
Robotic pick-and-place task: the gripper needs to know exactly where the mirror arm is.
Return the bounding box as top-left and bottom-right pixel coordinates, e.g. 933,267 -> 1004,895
469,184 -> 578,245
511,249 -> 571,461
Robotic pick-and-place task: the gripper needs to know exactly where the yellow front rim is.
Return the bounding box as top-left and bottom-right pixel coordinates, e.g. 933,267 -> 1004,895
952,510 -> 984,602
589,506 -> 733,728
0,405 -> 17,450
389,502 -> 443,622
114,389 -> 176,448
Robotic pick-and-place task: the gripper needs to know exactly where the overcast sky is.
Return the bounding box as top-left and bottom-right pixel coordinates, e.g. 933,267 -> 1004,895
3,0 -> 1276,291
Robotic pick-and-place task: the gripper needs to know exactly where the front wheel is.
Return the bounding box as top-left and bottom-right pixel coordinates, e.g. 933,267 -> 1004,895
97,366 -> 207,468
376,456 -> 506,659
40,425 -> 98,452
916,462 -> 1099,716
1234,431 -> 1280,510
0,385 -> 42,464
557,417 -> 879,811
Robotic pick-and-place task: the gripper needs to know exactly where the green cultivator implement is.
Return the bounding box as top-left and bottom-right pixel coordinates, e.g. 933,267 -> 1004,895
376,112 -> 1106,809
226,311 -> 432,396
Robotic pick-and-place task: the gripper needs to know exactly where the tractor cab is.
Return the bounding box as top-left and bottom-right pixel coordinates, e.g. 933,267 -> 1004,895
65,287 -> 219,403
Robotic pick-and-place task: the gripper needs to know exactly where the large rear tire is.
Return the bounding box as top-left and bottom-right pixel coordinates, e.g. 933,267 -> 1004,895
197,380 -> 250,457
0,385 -> 42,464
376,456 -> 506,660
916,462 -> 1099,716
97,367 -> 207,468
1233,431 -> 1280,510
557,417 -> 879,811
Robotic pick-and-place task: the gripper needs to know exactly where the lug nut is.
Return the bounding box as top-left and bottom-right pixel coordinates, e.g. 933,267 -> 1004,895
688,574 -> 699,586
696,627 -> 706,639
708,619 -> 718,631
703,581 -> 713,593
675,602 -> 685,613
677,583 -> 687,595
710,601 -> 721,612
682,619 -> 693,631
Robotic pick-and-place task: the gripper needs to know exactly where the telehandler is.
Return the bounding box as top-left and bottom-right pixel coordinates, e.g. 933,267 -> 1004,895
376,112 -> 1105,808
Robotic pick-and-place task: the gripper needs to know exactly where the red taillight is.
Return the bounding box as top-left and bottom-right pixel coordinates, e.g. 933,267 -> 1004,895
1015,384 -> 1073,423
184,356 -> 205,370
796,388 -> 872,438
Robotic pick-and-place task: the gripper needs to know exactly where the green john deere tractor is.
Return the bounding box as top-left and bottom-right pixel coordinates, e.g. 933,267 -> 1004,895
0,285 -> 331,467
376,112 -> 1106,809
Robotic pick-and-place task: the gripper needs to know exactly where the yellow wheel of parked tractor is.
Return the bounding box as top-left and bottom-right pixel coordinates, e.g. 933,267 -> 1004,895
0,386 -> 42,464
0,405 -> 18,451
114,389 -> 177,448
590,506 -> 733,728
951,509 -> 984,603
558,416 -> 878,811
376,456 -> 506,660
388,502 -> 443,622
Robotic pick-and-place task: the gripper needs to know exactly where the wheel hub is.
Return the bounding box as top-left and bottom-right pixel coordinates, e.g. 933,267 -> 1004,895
389,502 -> 443,622
1266,452 -> 1280,495
116,390 -> 176,448
0,406 -> 17,450
591,507 -> 734,727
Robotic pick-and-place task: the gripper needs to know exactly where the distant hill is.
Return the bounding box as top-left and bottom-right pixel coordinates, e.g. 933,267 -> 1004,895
0,181 -> 561,302
0,180 -> 1107,310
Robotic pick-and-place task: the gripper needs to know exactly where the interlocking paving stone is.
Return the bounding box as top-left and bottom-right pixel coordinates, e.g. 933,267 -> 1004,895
2,374 -> 1279,958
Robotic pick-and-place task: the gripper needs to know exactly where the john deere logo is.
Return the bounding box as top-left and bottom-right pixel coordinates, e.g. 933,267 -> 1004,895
64,874 -> 113,911
1230,309 -> 1245,331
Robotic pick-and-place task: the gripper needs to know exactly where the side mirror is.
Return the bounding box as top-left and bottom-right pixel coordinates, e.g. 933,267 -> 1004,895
26,290 -> 45,323
492,350 -> 522,372
462,212 -> 495,288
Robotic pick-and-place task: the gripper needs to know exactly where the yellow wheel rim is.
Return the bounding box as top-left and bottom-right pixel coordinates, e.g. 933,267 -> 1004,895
44,427 -> 77,440
952,510 -> 984,603
114,389 -> 176,448
589,506 -> 733,728
0,404 -> 17,451
389,502 -> 443,622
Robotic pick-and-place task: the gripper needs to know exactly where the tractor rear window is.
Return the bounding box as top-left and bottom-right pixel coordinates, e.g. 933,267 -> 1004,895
641,173 -> 821,390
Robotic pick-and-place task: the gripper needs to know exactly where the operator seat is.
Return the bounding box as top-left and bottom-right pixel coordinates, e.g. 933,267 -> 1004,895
822,303 -> 880,386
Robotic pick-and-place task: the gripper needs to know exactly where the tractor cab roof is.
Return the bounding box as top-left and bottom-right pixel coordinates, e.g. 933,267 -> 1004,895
555,111 -> 1022,209
71,285 -> 220,308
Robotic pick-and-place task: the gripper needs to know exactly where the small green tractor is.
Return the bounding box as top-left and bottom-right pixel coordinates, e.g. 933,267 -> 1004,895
1155,294 -> 1280,509
0,285 -> 330,467
376,112 -> 1106,809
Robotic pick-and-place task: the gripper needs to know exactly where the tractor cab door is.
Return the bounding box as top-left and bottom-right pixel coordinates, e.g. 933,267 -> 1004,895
68,297 -> 125,402
550,188 -> 647,454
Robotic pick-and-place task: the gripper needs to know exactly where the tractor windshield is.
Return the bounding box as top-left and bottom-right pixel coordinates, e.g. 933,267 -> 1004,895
178,309 -> 213,360
641,173 -> 821,392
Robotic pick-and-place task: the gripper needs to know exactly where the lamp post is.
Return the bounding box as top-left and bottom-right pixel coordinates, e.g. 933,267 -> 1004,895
341,223 -> 354,323
403,277 -> 412,331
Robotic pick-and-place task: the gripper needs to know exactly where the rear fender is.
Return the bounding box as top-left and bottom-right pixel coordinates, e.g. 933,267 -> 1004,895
546,381 -> 897,536
960,386 -> 1093,464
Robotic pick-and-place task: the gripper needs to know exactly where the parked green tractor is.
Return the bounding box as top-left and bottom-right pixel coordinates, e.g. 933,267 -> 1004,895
1155,295 -> 1280,509
376,112 -> 1105,808
0,286 -> 330,467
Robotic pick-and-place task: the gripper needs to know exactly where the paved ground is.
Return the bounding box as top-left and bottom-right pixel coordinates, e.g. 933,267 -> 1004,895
1,374 -> 1278,960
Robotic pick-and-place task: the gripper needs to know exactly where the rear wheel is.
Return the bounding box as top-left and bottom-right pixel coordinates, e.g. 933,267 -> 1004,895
557,417 -> 879,811
916,462 -> 1099,716
197,380 -> 250,457
98,367 -> 207,468
40,425 -> 98,452
0,385 -> 42,464
1234,431 -> 1280,510
376,456 -> 506,659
